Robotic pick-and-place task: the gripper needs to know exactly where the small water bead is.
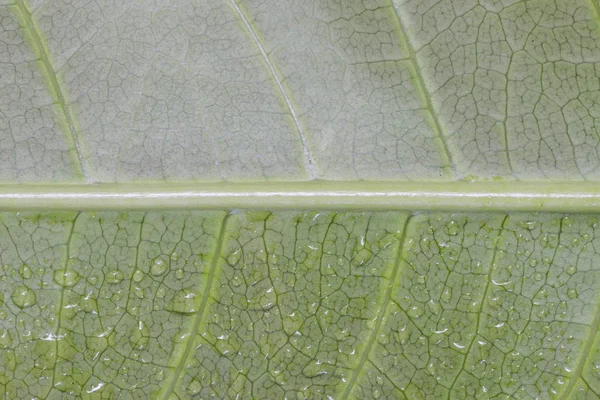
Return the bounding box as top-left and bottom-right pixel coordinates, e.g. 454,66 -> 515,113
529,259 -> 538,267
534,272 -> 543,281
0,329 -> 12,348
11,285 -> 36,308
567,288 -> 578,299
175,269 -> 185,280
566,265 -> 577,276
407,306 -> 424,319
445,220 -> 459,236
106,270 -> 124,284
132,270 -> 144,283
151,259 -> 168,276
134,287 -> 145,299
53,269 -> 80,287
19,264 -> 32,279
441,287 -> 452,303
167,290 -> 199,314
171,252 -> 180,261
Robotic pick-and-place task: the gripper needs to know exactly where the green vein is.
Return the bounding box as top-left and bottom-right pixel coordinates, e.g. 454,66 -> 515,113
51,211 -> 79,391
160,212 -> 230,400
2,181 -> 600,212
227,0 -> 316,179
340,214 -> 413,399
11,0 -> 90,182
447,214 -> 510,397
560,239 -> 600,399
389,1 -> 456,178
591,0 -> 600,20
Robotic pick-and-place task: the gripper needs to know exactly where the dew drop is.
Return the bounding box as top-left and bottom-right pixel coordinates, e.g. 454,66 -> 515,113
132,269 -> 144,283
407,306 -> 424,319
151,259 -> 168,276
106,270 -> 124,284
134,287 -> 145,299
11,286 -> 36,308
53,269 -> 80,287
529,259 -> 538,267
175,269 -> 185,280
0,329 -> 12,348
445,220 -> 459,236
534,272 -> 543,281
441,287 -> 452,303
566,265 -> 577,276
567,288 -> 578,299
167,289 -> 199,314
19,264 -> 32,280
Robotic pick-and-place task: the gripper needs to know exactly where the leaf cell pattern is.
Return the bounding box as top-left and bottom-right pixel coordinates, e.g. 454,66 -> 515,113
1,211 -> 600,399
1,0 -> 600,181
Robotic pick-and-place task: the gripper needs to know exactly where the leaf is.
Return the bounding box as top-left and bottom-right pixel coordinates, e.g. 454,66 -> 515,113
1,0 -> 600,399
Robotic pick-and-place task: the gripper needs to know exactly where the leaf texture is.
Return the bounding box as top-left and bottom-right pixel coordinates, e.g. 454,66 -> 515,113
2,0 -> 600,399
0,212 -> 599,399
2,0 -> 599,181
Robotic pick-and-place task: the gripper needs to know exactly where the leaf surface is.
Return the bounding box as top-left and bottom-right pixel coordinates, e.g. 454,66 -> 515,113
1,0 -> 600,399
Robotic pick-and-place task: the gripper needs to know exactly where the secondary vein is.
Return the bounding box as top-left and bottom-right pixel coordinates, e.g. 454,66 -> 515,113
559,224 -> 600,398
341,214 -> 413,399
389,1 -> 456,178
227,0 -> 317,179
12,0 -> 90,182
161,212 -> 230,400
447,214 -> 510,397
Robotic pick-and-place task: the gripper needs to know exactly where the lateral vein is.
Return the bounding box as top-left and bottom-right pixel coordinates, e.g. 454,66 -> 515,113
341,215 -> 413,399
227,0 -> 316,179
12,0 -> 90,182
389,1 -> 456,177
161,213 -> 230,400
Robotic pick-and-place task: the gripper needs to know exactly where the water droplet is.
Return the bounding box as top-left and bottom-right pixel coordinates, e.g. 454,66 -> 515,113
53,269 -> 80,287
132,269 -> 144,283
134,286 -> 145,299
407,306 -> 424,319
175,269 -> 185,280
445,220 -> 459,236
567,288 -> 578,299
187,380 -> 203,395
529,259 -> 538,267
151,259 -> 168,276
534,272 -> 543,281
19,264 -> 32,279
11,286 -> 36,308
526,221 -> 537,230
441,287 -> 452,303
130,320 -> 150,350
0,329 -> 12,348
427,300 -> 441,316
566,265 -> 577,275
416,275 -> 426,284
352,249 -> 371,267
167,290 -> 199,314
156,287 -> 167,298
171,252 -> 179,261
106,270 -> 124,284
227,249 -> 241,266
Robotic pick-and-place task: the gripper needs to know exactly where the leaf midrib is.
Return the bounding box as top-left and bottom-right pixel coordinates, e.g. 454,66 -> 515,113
0,182 -> 598,212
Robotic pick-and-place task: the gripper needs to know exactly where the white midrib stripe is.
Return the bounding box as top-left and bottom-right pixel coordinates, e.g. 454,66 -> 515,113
0,181 -> 599,211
